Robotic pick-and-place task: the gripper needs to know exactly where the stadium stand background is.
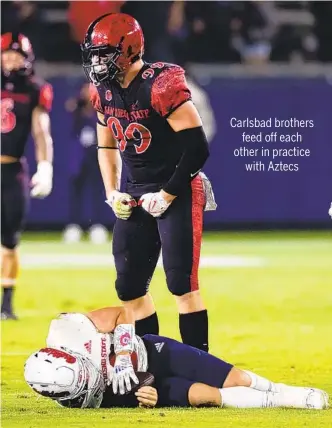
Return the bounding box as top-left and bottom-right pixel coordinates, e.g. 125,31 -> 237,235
2,1 -> 332,230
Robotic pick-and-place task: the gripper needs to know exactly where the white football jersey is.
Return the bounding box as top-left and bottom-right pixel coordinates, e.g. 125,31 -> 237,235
46,313 -> 148,386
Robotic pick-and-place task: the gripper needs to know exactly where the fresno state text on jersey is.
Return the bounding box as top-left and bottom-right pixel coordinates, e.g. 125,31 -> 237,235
90,62 -> 191,196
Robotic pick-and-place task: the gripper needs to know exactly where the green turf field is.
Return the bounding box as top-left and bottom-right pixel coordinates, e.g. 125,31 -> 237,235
2,231 -> 332,428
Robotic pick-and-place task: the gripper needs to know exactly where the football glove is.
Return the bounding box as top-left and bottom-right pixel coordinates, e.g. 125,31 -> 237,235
30,161 -> 53,198
329,203 -> 332,219
105,190 -> 136,220
112,354 -> 139,395
139,192 -> 171,218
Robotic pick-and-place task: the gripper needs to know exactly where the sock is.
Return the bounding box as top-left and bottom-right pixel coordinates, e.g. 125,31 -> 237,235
272,386 -> 323,409
1,286 -> 14,313
135,312 -> 159,336
220,387 -> 276,408
244,370 -> 280,393
179,310 -> 209,352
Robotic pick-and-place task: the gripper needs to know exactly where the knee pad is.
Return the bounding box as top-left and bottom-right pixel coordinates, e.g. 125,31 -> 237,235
165,269 -> 192,296
1,232 -> 19,250
115,274 -> 148,302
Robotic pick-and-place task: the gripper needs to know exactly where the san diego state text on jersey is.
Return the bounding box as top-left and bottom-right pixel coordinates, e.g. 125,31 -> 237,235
90,62 -> 191,195
1,77 -> 53,159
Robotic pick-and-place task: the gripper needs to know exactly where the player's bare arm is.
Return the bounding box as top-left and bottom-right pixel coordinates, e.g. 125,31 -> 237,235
167,100 -> 203,132
30,105 -> 53,198
32,106 -> 53,163
88,304 -> 138,395
96,111 -> 121,193
96,111 -> 137,220
86,305 -> 135,334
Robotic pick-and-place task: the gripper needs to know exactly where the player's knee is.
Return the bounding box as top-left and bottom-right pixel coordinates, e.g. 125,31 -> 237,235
115,275 -> 148,301
223,368 -> 250,388
188,383 -> 221,407
1,233 -> 19,251
165,269 -> 192,296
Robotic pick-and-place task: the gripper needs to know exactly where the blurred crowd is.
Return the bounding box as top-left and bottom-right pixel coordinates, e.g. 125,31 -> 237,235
2,1 -> 332,64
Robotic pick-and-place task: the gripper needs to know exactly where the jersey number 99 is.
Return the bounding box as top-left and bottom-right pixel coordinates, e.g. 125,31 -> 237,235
107,117 -> 152,154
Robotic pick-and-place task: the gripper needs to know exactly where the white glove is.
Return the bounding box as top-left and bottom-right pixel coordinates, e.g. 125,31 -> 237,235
139,192 -> 171,218
105,190 -> 136,220
329,203 -> 332,219
112,353 -> 139,395
30,161 -> 53,198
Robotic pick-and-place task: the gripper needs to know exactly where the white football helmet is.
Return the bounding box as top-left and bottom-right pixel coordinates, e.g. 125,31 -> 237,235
24,347 -> 105,408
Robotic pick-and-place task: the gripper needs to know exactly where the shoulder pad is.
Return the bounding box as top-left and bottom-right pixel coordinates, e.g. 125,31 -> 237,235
151,65 -> 191,117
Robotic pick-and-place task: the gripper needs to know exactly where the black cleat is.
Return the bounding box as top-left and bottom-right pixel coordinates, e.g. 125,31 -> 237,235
1,311 -> 19,320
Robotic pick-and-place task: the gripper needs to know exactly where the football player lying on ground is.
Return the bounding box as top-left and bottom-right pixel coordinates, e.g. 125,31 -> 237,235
24,306 -> 329,410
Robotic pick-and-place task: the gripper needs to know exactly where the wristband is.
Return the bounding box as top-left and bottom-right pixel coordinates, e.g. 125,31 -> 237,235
97,146 -> 118,150
97,117 -> 107,127
114,324 -> 135,354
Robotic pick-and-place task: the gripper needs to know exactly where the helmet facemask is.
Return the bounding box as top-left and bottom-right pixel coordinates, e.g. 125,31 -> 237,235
81,38 -> 124,88
59,353 -> 105,408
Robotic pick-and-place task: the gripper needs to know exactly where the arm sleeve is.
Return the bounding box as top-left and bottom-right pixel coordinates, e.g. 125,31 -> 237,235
89,83 -> 103,113
151,66 -> 192,118
38,83 -> 53,112
162,126 -> 210,196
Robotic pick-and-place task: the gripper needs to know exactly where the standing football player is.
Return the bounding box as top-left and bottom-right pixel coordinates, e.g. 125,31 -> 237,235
1,33 -> 54,320
81,13 -> 216,351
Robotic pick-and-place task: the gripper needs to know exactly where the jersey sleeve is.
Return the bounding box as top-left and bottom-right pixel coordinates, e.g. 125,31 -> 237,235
89,84 -> 103,113
38,82 -> 53,112
151,66 -> 192,118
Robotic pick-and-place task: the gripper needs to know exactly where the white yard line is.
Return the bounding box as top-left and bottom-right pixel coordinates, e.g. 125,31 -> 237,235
20,254 -> 265,269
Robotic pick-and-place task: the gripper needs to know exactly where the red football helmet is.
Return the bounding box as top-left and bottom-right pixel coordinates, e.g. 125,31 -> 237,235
81,13 -> 144,87
1,32 -> 35,76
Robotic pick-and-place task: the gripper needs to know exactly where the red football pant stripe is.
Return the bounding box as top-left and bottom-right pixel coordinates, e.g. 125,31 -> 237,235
190,175 -> 205,292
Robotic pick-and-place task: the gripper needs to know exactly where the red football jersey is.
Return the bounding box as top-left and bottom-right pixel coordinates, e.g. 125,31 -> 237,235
1,76 -> 53,158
